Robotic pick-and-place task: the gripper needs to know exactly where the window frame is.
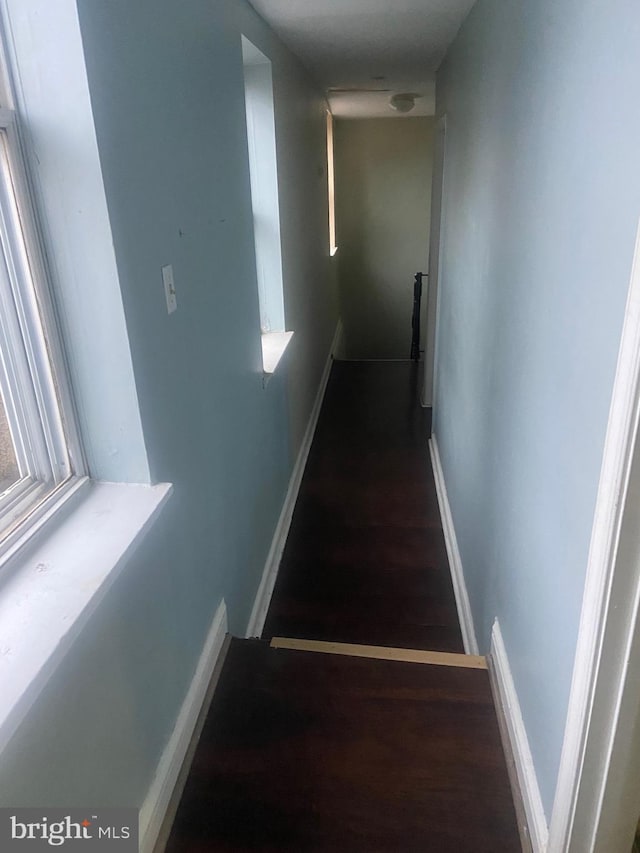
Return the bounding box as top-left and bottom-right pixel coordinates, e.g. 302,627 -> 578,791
0,76 -> 85,558
241,36 -> 294,377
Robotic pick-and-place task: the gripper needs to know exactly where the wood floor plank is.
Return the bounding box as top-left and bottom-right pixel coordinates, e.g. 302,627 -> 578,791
263,361 -> 464,652
270,636 -> 487,669
165,639 -> 521,853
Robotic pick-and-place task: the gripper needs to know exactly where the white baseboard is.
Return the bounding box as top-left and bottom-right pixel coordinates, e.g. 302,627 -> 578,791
489,619 -> 548,853
428,434 -> 479,655
245,319 -> 342,638
139,598 -> 228,853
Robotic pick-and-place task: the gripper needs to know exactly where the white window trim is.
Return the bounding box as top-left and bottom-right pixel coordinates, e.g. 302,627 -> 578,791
0,480 -> 172,756
261,329 -> 293,376
0,105 -> 85,554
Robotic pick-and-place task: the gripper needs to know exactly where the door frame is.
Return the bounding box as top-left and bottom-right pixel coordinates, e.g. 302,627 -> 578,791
422,114 -> 447,408
549,218 -> 640,851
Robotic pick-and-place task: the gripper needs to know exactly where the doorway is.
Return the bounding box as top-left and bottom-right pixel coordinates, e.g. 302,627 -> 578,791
333,117 -> 434,361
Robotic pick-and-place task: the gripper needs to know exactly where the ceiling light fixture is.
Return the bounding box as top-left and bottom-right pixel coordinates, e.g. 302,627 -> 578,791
389,93 -> 417,113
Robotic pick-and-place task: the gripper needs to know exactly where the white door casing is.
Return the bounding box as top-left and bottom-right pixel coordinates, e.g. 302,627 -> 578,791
549,217 -> 640,852
422,114 -> 446,408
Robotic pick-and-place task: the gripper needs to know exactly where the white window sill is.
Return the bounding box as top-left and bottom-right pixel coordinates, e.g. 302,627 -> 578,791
261,330 -> 293,376
0,479 -> 172,754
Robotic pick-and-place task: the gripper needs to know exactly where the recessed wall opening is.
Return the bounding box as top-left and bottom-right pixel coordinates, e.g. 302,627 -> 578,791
241,36 -> 292,374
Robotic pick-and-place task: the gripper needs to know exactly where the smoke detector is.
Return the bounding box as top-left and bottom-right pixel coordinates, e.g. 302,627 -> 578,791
389,93 -> 418,113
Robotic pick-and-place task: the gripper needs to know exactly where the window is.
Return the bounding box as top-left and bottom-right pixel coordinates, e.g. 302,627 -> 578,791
0,61 -> 81,553
326,110 -> 338,257
241,37 -> 292,375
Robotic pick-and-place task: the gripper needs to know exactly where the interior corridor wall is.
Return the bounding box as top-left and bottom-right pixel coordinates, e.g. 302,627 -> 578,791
334,118 -> 434,359
0,0 -> 337,812
433,0 -> 640,818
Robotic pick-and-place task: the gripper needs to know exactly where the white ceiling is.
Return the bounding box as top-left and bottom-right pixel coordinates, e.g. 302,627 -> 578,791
248,0 -> 476,118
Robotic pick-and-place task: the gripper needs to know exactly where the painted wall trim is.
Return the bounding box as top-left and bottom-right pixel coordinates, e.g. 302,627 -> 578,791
0,481 -> 172,758
139,598 -> 228,853
548,220 -> 640,851
489,619 -> 549,853
429,434 -> 479,655
422,113 -> 447,409
246,319 -> 343,638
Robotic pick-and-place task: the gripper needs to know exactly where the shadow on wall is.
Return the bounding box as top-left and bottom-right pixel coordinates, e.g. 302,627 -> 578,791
334,117 -> 435,360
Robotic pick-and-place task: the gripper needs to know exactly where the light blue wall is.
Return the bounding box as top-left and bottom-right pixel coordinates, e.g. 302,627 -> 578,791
74,0 -> 337,633
74,0 -> 295,632
0,0 -> 337,810
434,0 -> 640,817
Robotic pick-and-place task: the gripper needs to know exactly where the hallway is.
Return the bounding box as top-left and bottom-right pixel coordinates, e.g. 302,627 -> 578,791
1,1 -> 638,848
263,360 -> 463,651
163,362 -> 520,851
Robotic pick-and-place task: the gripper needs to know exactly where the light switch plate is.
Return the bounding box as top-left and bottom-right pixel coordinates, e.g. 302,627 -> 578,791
162,264 -> 177,314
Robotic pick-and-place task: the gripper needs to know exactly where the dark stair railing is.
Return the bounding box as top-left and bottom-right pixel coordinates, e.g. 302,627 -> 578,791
410,271 -> 427,361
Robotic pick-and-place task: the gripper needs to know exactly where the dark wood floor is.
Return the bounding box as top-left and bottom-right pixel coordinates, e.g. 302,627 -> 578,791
164,361 -> 521,852
166,639 -> 520,852
263,360 -> 464,652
